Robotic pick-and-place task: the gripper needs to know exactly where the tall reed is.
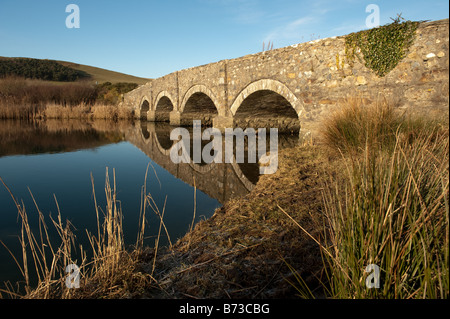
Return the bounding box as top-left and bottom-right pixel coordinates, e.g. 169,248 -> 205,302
0,168 -> 154,299
320,99 -> 449,298
0,77 -> 135,120
0,178 -> 80,298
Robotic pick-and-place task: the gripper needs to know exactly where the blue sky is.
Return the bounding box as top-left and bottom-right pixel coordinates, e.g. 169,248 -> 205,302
0,0 -> 448,79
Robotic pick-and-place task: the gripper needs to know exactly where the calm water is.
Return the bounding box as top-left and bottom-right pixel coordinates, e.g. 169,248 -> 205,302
0,119 -> 298,287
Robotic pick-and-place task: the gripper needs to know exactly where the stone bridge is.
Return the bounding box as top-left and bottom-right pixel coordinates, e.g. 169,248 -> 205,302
121,19 -> 449,137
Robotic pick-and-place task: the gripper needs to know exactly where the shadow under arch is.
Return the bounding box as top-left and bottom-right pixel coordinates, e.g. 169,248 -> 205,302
230,79 -> 303,133
179,85 -> 219,126
154,92 -> 175,122
231,161 -> 257,192
140,96 -> 150,120
167,137 -> 258,192
124,122 -> 262,204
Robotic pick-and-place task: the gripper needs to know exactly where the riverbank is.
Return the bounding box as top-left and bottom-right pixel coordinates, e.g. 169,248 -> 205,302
1,141 -> 330,299
121,98 -> 450,299
2,97 -> 448,299
143,144 -> 331,298
0,101 -> 135,121
140,103 -> 449,299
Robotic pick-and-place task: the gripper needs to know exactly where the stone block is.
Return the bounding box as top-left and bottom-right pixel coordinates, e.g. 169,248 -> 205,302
287,73 -> 296,79
356,76 -> 367,85
147,110 -> 156,121
169,111 -> 181,126
213,116 -> 234,131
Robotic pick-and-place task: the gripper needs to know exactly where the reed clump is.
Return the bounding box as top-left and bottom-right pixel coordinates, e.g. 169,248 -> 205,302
0,77 -> 135,120
38,103 -> 134,121
316,97 -> 449,298
1,101 -> 135,121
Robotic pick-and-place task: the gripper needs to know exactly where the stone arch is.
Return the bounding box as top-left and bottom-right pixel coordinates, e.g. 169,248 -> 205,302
139,95 -> 151,120
230,79 -> 303,115
230,161 -> 256,192
180,85 -> 220,113
154,91 -> 176,111
140,121 -> 151,141
230,79 -> 303,133
152,132 -> 172,156
179,85 -> 220,126
188,162 -> 214,174
153,123 -> 174,154
153,91 -> 175,122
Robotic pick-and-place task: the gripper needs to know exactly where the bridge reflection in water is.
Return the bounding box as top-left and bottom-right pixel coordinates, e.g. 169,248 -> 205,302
125,121 -> 299,204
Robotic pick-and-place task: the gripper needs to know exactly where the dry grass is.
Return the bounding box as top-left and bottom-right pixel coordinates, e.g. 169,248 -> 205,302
0,103 -> 39,119
0,101 -> 135,121
42,103 -> 91,119
0,77 -> 135,120
56,60 -> 150,85
0,77 -> 97,108
143,146 -> 332,299
295,96 -> 450,299
91,104 -> 134,120
322,128 -> 449,298
37,103 -> 134,121
320,126 -> 449,298
0,169 -> 155,299
320,95 -> 448,156
320,96 -> 400,155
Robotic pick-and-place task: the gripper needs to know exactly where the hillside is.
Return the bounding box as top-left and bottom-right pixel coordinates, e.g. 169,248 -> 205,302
56,60 -> 151,84
0,56 -> 151,85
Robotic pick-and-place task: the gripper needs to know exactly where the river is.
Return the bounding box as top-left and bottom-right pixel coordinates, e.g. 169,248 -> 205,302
0,119 -> 298,288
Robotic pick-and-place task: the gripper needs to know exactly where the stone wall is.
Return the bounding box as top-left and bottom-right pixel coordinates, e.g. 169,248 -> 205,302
122,19 -> 449,136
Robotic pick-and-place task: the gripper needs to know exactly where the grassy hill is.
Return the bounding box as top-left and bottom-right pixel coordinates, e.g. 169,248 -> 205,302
0,56 -> 151,85
56,60 -> 151,84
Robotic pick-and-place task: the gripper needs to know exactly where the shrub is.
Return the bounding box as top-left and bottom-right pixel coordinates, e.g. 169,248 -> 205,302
0,58 -> 90,82
321,96 -> 401,155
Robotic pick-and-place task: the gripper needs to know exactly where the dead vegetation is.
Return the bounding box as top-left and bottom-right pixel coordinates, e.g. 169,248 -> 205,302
0,169 -> 155,299
142,145 -> 334,299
